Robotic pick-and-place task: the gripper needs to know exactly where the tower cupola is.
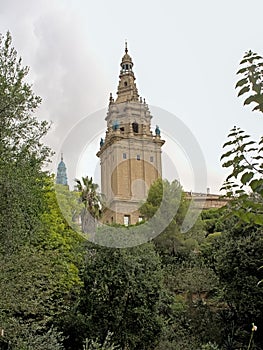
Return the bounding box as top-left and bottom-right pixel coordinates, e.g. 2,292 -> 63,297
115,42 -> 139,103
120,42 -> 134,74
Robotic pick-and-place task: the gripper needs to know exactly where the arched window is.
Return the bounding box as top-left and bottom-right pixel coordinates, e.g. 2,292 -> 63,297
132,122 -> 139,133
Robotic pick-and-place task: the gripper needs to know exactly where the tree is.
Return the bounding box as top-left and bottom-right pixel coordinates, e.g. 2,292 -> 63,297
220,50 -> 263,226
208,49 -> 263,349
0,32 -> 84,349
140,178 -> 205,262
75,176 -> 103,233
220,126 -> 263,225
64,242 -> 165,350
0,31 -> 51,253
0,176 -> 84,349
235,50 -> 263,113
55,183 -> 83,230
0,31 -> 50,163
207,221 -> 263,349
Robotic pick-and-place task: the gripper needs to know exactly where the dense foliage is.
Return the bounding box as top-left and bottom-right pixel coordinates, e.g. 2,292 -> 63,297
0,32 -> 82,349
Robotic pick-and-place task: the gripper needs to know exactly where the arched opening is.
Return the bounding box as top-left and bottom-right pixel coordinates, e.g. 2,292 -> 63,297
132,122 -> 139,133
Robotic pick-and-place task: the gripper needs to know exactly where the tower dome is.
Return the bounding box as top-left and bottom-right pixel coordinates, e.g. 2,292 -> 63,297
120,42 -> 133,72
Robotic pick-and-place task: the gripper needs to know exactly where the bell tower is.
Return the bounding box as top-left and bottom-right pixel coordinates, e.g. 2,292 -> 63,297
97,43 -> 165,225
56,154 -> 68,186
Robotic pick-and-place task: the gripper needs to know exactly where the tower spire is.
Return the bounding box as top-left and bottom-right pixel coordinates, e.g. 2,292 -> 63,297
115,43 -> 139,103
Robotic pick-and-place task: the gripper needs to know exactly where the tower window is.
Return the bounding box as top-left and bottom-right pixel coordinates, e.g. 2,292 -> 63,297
120,127 -> 124,133
150,156 -> 154,162
132,122 -> 139,133
124,81 -> 128,87
137,154 -> 140,160
123,153 -> 127,159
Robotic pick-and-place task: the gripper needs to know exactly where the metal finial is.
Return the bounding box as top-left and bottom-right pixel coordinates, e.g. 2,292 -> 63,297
61,152 -> 63,161
125,40 -> 128,54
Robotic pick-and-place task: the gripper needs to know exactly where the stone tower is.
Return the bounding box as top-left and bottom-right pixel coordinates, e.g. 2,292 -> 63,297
56,154 -> 68,186
97,44 -> 165,225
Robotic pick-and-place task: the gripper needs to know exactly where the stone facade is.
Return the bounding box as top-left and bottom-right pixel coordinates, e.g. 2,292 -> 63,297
185,192 -> 230,209
97,44 -> 165,225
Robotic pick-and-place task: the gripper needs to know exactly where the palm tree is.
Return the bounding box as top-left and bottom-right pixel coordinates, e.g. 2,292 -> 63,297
75,176 -> 103,234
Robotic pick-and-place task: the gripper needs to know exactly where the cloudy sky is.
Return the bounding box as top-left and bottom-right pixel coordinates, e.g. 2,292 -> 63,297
1,0 -> 263,193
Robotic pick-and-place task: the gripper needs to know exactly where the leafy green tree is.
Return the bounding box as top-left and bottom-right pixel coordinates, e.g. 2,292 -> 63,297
140,178 -> 205,262
221,126 -> 263,225
201,208 -> 226,235
55,183 -> 83,230
138,181 -> 222,349
208,49 -> 263,349
220,50 -> 263,226
65,242 -> 165,350
208,223 -> 263,349
0,177 -> 84,348
0,31 -> 51,253
235,50 -> 263,113
0,31 -> 50,163
0,32 -> 84,349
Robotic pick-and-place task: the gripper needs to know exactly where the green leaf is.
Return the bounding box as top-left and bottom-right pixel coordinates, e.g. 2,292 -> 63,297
237,85 -> 250,96
222,160 -> 234,168
223,140 -> 235,148
240,58 -> 248,64
240,172 -> 254,185
220,150 -> 234,160
244,95 -> 257,105
236,67 -> 247,75
235,78 -> 248,88
252,102 -> 263,112
249,179 -> 263,193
